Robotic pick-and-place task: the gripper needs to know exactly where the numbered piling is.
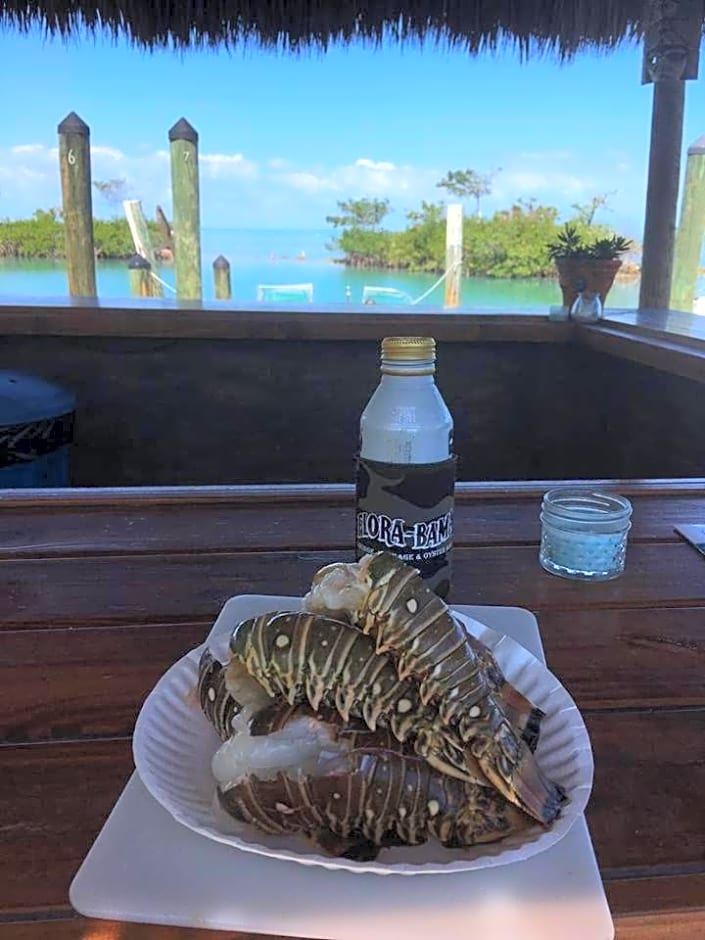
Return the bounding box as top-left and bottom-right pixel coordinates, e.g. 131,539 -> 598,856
169,118 -> 202,301
444,203 -> 463,308
213,255 -> 232,300
58,112 -> 97,297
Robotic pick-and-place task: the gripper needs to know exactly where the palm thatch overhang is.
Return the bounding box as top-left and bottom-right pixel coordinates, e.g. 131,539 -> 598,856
0,1 -> 653,56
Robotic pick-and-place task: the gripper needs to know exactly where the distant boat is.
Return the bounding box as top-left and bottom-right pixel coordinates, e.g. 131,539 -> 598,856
362,285 -> 414,305
257,283 -> 314,303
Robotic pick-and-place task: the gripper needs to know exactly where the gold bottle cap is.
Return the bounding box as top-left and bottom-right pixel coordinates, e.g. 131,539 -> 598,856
381,336 -> 436,361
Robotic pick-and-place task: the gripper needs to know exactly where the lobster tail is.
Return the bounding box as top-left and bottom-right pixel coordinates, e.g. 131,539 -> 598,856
213,709 -> 532,859
203,550 -> 567,856
197,647 -> 241,740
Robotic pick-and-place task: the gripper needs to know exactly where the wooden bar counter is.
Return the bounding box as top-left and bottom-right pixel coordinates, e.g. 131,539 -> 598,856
0,480 -> 703,938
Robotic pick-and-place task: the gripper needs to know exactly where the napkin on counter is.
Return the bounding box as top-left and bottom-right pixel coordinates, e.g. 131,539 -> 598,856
675,524 -> 705,559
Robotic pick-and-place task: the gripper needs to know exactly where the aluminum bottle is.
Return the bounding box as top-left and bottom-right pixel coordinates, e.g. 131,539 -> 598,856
355,336 -> 456,597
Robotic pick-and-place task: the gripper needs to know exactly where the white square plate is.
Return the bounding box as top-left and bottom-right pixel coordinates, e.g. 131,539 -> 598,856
70,600 -> 614,939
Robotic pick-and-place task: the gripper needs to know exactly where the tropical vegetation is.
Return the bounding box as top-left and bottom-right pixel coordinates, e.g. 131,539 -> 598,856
326,170 -> 636,279
0,179 -> 165,260
0,208 -> 164,260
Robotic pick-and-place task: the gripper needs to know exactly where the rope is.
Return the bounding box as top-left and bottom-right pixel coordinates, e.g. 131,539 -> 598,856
147,261 -> 461,303
410,260 -> 462,306
150,270 -> 177,294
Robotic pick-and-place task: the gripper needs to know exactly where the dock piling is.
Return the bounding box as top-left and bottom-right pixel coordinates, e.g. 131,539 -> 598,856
444,203 -> 463,308
670,136 -> 705,312
213,255 -> 232,300
169,118 -> 202,301
58,112 -> 97,297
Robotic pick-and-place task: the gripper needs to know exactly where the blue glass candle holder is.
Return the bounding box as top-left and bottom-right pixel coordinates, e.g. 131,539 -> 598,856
539,488 -> 632,581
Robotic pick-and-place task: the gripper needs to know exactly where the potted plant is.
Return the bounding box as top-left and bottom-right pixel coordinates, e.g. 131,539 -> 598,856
548,224 -> 632,310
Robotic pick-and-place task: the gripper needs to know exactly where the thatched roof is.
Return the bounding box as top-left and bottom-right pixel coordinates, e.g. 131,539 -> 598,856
0,1 -> 653,57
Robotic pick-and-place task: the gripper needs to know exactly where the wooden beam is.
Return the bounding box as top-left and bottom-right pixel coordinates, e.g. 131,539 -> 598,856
123,199 -> 157,267
638,78 -> 685,310
123,199 -> 163,297
0,303 -> 573,343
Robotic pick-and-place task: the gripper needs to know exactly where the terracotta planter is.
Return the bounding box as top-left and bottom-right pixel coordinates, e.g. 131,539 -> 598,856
554,257 -> 622,310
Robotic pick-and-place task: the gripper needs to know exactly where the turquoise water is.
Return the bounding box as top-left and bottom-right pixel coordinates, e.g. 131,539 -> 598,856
0,227 -> 641,310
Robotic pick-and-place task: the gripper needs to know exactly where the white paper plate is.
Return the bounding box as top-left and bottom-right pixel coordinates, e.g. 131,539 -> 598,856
133,604 -> 594,876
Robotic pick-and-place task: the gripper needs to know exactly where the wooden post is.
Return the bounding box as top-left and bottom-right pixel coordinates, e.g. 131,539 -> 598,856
213,255 -> 232,300
123,199 -> 163,297
57,112 -> 96,297
670,137 -> 705,312
638,0 -> 701,310
128,253 -> 153,298
638,79 -> 686,310
444,203 -> 463,308
169,118 -> 202,301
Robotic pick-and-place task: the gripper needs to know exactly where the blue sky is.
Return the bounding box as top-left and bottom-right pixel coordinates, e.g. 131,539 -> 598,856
1,26 -> 705,235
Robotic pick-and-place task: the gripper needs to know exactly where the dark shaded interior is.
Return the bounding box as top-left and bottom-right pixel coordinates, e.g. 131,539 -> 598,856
1,334 -> 701,485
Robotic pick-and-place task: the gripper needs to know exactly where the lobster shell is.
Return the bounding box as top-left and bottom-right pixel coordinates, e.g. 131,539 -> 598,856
216,716 -> 531,860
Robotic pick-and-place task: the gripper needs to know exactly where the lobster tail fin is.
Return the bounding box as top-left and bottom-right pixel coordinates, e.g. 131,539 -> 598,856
480,744 -> 565,825
498,687 -> 545,752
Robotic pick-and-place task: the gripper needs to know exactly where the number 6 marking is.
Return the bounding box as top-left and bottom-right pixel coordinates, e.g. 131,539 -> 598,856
67,149 -> 76,166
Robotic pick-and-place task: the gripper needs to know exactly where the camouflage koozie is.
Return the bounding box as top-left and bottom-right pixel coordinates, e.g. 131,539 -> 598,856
355,455 -> 457,598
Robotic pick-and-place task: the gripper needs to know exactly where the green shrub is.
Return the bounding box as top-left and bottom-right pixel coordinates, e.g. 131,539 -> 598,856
0,210 -> 163,260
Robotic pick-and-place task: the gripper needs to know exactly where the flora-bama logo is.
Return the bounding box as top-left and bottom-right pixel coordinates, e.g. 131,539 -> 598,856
356,510 -> 453,551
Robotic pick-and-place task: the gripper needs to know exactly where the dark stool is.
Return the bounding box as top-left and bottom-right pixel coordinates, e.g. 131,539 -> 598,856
0,372 -> 76,487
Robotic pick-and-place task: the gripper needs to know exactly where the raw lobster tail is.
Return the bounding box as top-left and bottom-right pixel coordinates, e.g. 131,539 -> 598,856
199,552 -> 565,856
216,712 -> 531,860
227,610 -> 483,783
304,552 -> 542,734
303,552 -> 563,824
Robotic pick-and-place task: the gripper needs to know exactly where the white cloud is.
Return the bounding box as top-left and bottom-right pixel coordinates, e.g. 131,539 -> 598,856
279,171 -> 337,194
517,149 -> 573,163
273,158 -> 440,206
355,158 -> 396,171
11,144 -> 43,154
0,164 -> 45,183
496,169 -> 592,197
90,145 -> 124,161
200,152 -> 258,180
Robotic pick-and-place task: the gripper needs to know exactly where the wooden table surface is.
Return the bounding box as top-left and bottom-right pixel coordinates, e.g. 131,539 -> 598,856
1,480 -> 704,940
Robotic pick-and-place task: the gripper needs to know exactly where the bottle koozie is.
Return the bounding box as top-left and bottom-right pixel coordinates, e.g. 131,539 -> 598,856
355,454 -> 457,598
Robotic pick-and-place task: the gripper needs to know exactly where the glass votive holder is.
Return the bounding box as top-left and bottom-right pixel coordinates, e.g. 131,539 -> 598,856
539,488 -> 632,581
